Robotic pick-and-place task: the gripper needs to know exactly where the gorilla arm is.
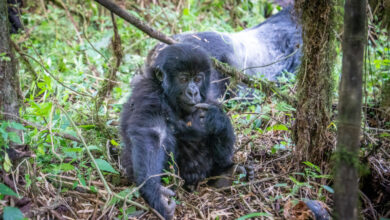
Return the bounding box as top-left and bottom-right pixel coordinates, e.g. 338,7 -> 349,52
195,103 -> 235,174
196,103 -> 254,187
124,122 -> 176,219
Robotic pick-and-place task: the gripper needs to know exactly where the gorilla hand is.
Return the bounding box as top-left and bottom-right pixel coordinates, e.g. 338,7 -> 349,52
195,103 -> 212,126
158,186 -> 176,220
210,164 -> 255,188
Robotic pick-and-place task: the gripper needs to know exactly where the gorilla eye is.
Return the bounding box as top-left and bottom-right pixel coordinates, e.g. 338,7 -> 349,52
179,75 -> 188,83
194,75 -> 202,83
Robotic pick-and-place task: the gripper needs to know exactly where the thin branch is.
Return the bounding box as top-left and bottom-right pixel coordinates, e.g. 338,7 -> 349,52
212,58 -> 296,106
48,0 -> 86,21
11,41 -> 38,81
57,0 -> 84,44
95,12 -> 123,111
20,53 -> 92,97
215,176 -> 279,192
240,48 -> 299,72
94,0 -> 177,44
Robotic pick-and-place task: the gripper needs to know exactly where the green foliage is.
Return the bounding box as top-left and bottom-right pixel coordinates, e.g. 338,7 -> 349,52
0,183 -> 19,198
2,207 -> 25,220
8,0 -> 387,218
236,212 -> 272,220
94,158 -> 119,174
287,162 -> 332,200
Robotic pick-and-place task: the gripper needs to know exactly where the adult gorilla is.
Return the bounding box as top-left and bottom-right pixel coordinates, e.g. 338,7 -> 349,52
148,7 -> 302,98
121,44 -> 235,219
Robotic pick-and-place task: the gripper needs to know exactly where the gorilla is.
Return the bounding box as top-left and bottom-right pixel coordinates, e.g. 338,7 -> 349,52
147,7 -> 302,99
121,44 -> 236,219
121,7 -> 301,219
7,0 -> 23,34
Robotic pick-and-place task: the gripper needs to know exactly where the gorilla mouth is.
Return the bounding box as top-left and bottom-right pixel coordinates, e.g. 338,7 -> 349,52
181,101 -> 198,113
179,96 -> 198,106
184,101 -> 196,106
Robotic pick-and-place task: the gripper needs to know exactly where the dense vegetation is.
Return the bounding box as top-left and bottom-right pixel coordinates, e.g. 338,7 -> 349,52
0,0 -> 389,219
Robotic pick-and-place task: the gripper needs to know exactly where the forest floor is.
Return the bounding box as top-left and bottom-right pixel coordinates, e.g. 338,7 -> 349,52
6,106 -> 389,220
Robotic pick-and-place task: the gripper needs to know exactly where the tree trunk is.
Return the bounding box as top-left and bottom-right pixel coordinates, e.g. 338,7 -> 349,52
0,0 -> 20,121
293,1 -> 339,168
334,0 -> 366,219
381,79 -> 390,121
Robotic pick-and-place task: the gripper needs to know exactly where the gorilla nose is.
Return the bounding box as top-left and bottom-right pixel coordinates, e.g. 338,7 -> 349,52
186,88 -> 199,101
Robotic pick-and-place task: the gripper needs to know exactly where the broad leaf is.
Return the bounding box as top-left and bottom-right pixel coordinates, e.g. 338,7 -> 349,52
95,159 -> 119,174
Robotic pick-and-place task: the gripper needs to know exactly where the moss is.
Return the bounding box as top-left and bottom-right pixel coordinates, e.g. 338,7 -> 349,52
293,0 -> 343,168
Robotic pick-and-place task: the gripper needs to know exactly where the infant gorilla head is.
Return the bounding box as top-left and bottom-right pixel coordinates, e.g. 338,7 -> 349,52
120,43 -> 236,219
152,44 -> 212,114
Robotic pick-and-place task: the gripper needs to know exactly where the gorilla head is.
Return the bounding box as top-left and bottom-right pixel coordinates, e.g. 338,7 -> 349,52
151,44 -> 211,115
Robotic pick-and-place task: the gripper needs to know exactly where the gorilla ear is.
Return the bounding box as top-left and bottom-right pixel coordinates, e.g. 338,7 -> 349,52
153,66 -> 164,82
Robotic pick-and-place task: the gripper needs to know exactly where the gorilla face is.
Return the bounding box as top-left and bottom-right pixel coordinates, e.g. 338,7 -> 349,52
152,43 -> 211,116
176,72 -> 205,113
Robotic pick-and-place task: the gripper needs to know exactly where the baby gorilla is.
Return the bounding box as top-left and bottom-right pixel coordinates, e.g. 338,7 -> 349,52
120,44 -> 236,219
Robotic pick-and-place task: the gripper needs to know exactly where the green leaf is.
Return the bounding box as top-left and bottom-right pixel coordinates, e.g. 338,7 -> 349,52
267,124 -> 288,131
84,145 -> 101,152
0,126 -> 8,140
183,8 -> 190,16
274,183 -> 288,187
78,175 -> 87,187
63,147 -> 83,153
0,183 -> 19,197
380,132 -> 390,138
3,207 -> 24,220
95,159 -> 119,174
162,177 -> 170,184
8,132 -> 22,144
9,122 -> 26,131
110,188 -> 133,205
110,139 -> 119,146
236,212 -> 271,220
59,163 -> 75,172
3,153 -> 12,172
321,185 -> 334,194
303,161 -> 321,172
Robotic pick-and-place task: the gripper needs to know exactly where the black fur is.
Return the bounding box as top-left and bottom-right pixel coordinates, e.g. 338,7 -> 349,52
7,0 -> 23,34
120,44 -> 235,219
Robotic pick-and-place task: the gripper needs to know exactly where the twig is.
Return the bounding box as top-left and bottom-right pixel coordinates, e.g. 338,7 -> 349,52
240,48 -> 299,72
20,53 -> 92,97
212,58 -> 296,106
48,104 -> 62,159
11,41 -> 38,80
365,127 -> 390,133
95,12 -> 123,111
57,0 -> 84,44
48,0 -> 85,21
215,176 -> 278,192
186,202 -> 206,219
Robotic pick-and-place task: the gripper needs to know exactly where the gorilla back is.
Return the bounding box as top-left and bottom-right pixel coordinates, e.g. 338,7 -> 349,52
120,44 -> 235,219
147,7 -> 302,98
